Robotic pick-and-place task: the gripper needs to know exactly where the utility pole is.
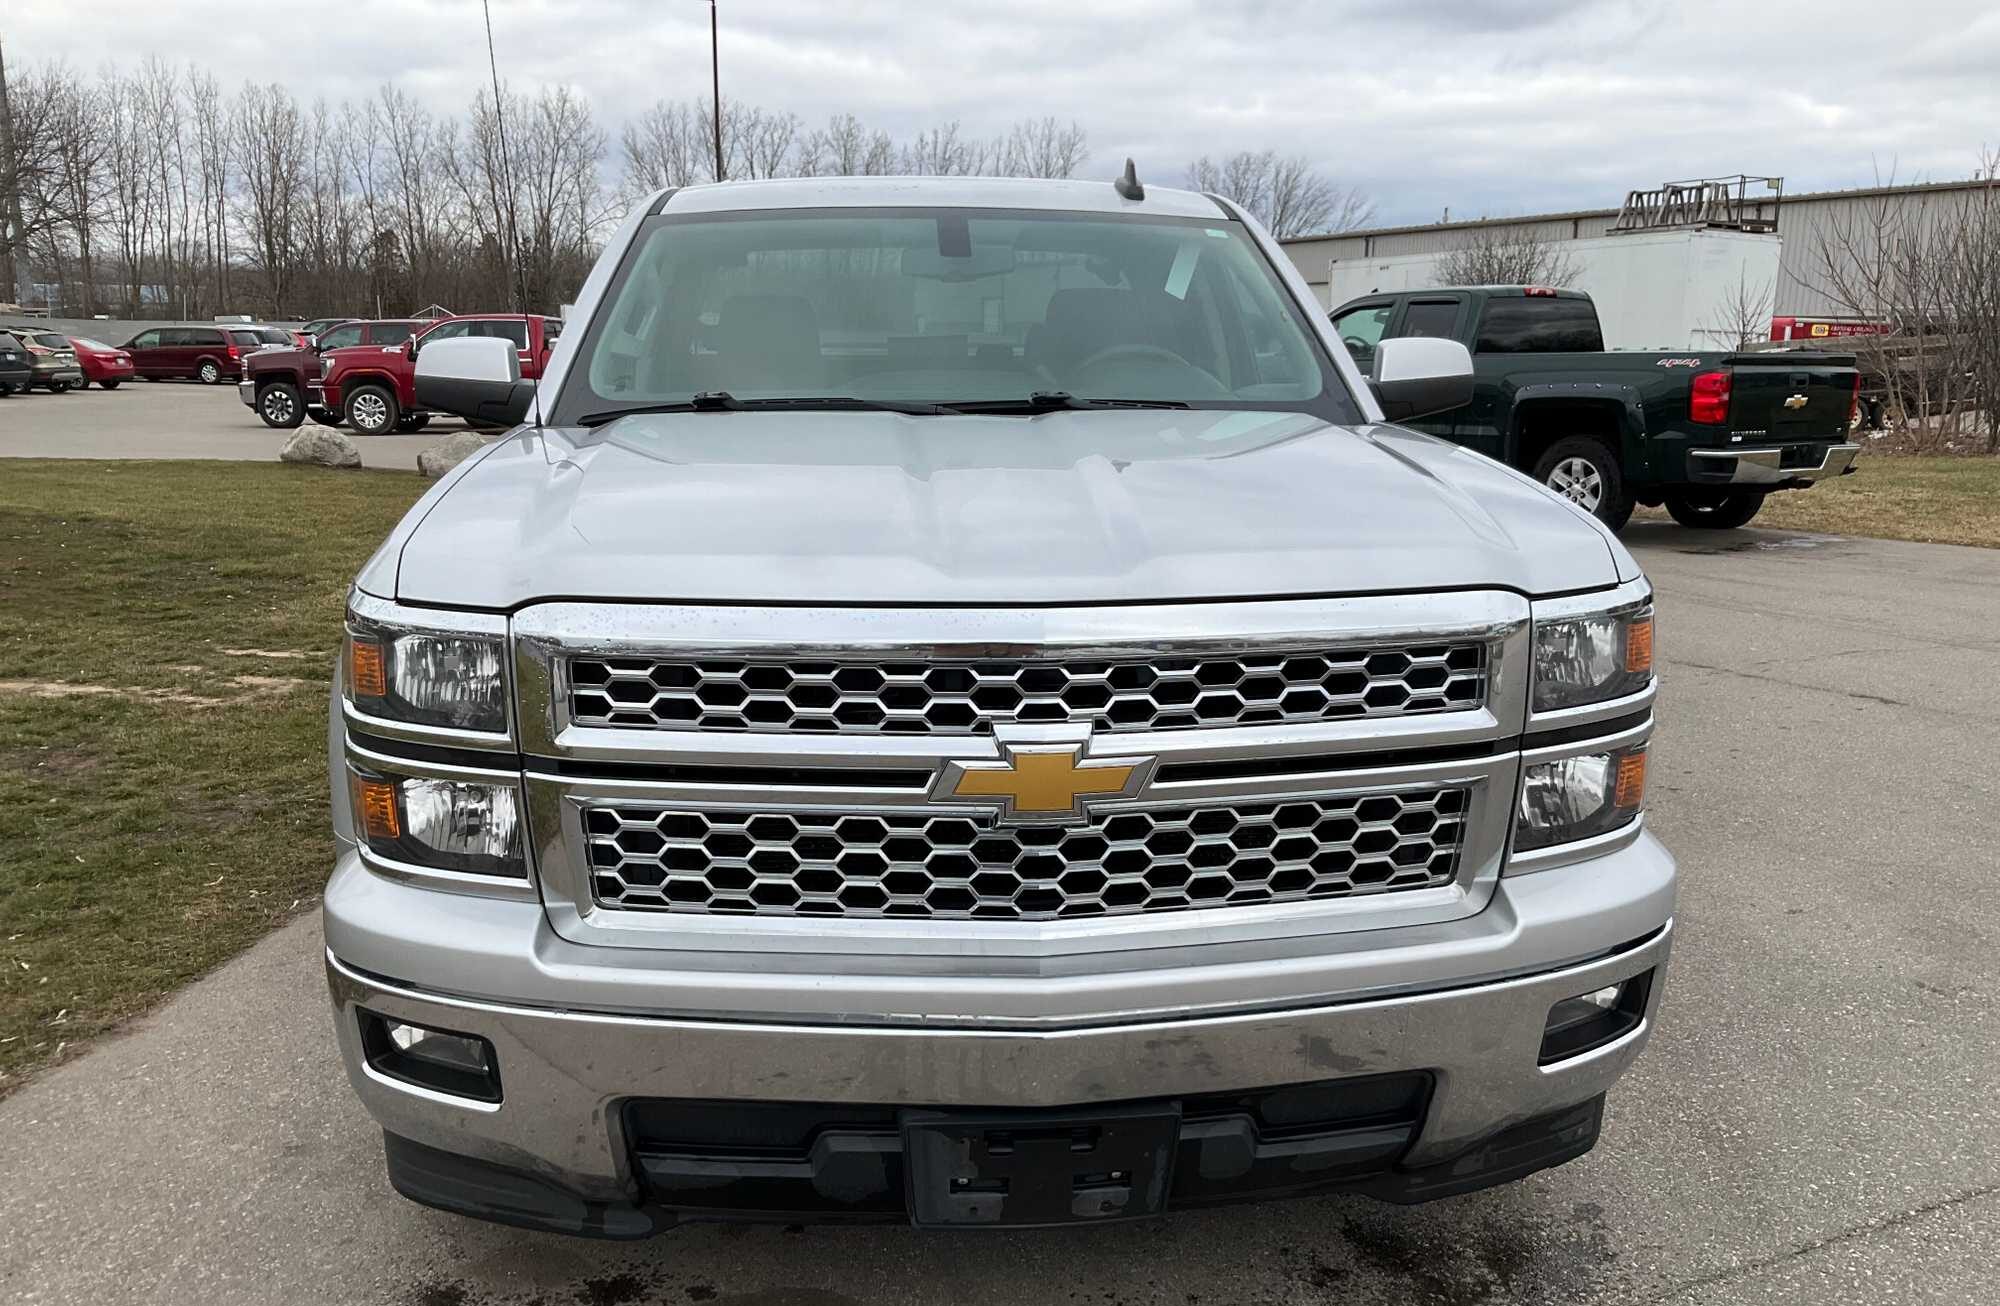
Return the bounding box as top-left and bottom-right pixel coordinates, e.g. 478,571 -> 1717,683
0,37 -> 23,306
708,1 -> 724,182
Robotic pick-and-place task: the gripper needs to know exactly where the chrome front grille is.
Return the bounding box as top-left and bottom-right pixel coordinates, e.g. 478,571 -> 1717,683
565,643 -> 1488,736
584,788 -> 1469,922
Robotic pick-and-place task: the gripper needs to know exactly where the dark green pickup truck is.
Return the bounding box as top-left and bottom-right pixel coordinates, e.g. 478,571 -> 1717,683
1330,286 -> 1861,530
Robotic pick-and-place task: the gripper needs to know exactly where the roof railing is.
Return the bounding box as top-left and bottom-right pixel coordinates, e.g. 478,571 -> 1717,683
1610,175 -> 1784,234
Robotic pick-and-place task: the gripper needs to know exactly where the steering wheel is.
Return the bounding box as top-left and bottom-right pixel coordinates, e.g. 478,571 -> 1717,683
1068,342 -> 1224,393
1341,335 -> 1374,354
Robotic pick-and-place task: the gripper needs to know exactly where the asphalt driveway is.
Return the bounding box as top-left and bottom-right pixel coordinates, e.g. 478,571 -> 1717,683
3,522 -> 1996,1306
0,380 -> 441,471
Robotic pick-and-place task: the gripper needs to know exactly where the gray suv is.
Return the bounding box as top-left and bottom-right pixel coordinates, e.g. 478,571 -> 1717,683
325,175 -> 1673,1235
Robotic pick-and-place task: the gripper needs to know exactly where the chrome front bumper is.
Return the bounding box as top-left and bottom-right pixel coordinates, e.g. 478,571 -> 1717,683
1688,442 -> 1860,486
237,380 -> 256,407
325,835 -> 1673,1206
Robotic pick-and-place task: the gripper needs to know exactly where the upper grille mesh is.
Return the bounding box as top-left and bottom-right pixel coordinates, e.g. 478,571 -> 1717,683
566,643 -> 1488,736
585,787 -> 1469,921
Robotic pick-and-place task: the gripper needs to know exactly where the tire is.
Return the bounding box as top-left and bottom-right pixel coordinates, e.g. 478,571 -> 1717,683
197,359 -> 223,385
1663,489 -> 1767,530
396,413 -> 430,434
344,384 -> 399,436
257,381 -> 305,429
1531,436 -> 1633,530
307,408 -> 342,428
100,379 -> 120,391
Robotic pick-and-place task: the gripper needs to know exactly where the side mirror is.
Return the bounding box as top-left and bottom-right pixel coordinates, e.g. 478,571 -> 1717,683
404,336 -> 420,361
1368,337 -> 1474,423
414,336 -> 536,428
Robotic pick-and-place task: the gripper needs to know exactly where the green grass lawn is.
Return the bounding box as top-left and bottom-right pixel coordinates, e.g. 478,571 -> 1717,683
1636,454 -> 2000,548
0,461 -> 426,1092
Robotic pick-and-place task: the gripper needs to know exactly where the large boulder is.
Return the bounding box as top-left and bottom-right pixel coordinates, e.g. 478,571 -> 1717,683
278,428 -> 361,468
417,431 -> 492,479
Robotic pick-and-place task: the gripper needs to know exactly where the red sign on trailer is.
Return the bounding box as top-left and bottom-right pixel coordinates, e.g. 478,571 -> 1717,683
1768,316 -> 1892,341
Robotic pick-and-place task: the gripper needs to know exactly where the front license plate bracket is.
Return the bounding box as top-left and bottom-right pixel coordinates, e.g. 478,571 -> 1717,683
902,1103 -> 1181,1228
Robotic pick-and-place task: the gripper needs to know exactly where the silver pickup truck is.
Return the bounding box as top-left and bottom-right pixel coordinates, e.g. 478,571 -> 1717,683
325,175 -> 1673,1235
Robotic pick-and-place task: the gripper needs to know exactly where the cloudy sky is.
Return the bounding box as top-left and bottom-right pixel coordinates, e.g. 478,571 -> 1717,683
8,0 -> 1999,227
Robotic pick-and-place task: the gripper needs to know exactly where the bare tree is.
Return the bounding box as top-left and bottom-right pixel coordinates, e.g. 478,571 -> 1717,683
232,83 -> 307,315
729,105 -> 801,180
990,117 -> 1089,179
188,68 -> 230,311
26,63 -> 104,312
1,54 -> 87,304
899,121 -> 981,176
1435,224 -> 1582,287
621,100 -> 708,195
1709,269 -> 1774,350
796,113 -> 894,177
1185,150 -> 1372,237
1804,159 -> 2000,449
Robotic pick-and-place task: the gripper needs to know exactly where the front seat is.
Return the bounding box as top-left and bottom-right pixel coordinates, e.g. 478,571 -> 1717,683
711,294 -> 826,392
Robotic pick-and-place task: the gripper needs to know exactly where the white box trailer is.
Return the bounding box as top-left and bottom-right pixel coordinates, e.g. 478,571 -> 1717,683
1316,228 -> 1783,352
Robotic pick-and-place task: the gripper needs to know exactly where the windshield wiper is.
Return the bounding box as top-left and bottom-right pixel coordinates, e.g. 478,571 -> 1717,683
952,391 -> 1193,415
577,391 -> 957,426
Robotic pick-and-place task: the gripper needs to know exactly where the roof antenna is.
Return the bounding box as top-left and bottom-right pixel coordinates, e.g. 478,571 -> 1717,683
482,0 -> 542,427
1114,158 -> 1145,202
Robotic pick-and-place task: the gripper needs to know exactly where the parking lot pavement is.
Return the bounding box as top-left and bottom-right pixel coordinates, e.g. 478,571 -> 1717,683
0,380 -> 439,471
4,523 -> 1998,1306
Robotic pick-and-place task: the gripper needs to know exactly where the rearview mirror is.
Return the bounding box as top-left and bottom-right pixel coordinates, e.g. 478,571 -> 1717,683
1368,337 -> 1474,423
414,336 -> 536,428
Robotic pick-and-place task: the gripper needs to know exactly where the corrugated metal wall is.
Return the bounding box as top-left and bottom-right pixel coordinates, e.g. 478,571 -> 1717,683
1283,180 -> 1995,319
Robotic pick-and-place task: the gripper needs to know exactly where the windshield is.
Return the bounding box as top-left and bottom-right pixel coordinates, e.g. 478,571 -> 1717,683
556,207 -> 1357,424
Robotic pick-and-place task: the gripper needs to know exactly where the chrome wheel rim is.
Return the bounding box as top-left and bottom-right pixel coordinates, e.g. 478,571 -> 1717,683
199,363 -> 219,383
352,393 -> 389,431
1547,457 -> 1603,510
262,389 -> 296,423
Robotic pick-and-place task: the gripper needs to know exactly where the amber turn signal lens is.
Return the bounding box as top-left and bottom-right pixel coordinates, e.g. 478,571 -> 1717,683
1624,616 -> 1653,676
1613,751 -> 1648,810
352,776 -> 401,840
347,635 -> 387,699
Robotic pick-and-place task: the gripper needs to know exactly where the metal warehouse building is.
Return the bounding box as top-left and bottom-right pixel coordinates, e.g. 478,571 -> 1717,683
1280,177 -> 1996,318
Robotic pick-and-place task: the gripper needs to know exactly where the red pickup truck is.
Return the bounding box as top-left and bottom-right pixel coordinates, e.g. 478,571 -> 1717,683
241,319 -> 423,429
310,313 -> 561,435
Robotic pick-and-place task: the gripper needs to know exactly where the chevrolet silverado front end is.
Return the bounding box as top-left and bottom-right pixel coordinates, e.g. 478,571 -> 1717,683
324,175 -> 1674,1235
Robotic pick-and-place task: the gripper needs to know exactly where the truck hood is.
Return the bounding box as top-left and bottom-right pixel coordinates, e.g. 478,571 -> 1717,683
381,409 -> 1629,608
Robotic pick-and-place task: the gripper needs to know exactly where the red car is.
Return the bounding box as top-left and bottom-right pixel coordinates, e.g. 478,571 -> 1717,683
311,313 -> 561,434
68,337 -> 136,389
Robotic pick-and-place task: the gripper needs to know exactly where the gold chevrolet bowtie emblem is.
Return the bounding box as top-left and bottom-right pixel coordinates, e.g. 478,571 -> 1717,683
934,728 -> 1155,826
1783,393 -> 1809,409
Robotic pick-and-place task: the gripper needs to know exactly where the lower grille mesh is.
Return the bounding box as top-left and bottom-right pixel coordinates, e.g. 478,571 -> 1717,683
585,788 -> 1469,922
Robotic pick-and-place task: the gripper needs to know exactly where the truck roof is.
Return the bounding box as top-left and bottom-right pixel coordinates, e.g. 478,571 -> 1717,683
655,175 -> 1233,220
1402,285 -> 1593,300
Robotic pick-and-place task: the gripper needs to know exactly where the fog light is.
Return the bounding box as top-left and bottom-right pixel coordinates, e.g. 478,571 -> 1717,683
1539,971 -> 1652,1066
360,1009 -> 501,1102
1578,984 -> 1622,1011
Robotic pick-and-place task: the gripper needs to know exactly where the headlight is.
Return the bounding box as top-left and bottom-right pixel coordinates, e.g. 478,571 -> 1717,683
345,611 -> 508,733
1532,601 -> 1653,712
349,768 -> 524,878
320,356 -> 334,378
1516,743 -> 1646,850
